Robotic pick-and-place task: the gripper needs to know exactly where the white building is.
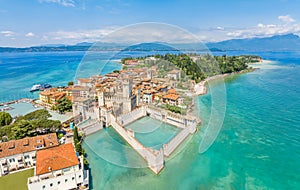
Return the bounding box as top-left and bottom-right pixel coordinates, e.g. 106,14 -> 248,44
143,90 -> 153,104
27,143 -> 89,190
167,70 -> 181,80
0,134 -> 58,176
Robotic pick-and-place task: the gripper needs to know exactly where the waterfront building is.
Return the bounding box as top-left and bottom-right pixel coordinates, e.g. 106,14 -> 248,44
39,90 -> 67,106
0,134 -> 58,176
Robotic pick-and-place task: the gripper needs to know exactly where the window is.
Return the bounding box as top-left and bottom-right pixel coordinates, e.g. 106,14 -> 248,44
79,175 -> 81,178
36,144 -> 43,149
65,179 -> 68,183
24,155 -> 30,159
63,168 -> 70,172
50,183 -> 53,187
58,181 -> 60,185
9,158 -> 15,162
42,185 -> 45,189
72,177 -> 75,180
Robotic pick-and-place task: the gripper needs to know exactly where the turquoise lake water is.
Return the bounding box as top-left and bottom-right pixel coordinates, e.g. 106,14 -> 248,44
0,51 -> 299,189
125,116 -> 180,150
82,54 -> 300,189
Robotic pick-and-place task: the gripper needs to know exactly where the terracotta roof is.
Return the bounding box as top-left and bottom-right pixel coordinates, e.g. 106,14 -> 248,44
105,73 -> 119,77
71,85 -> 89,91
0,133 -> 58,158
152,79 -> 158,84
67,96 -> 73,102
51,92 -> 66,100
35,143 -> 79,175
163,94 -> 179,101
73,97 -> 88,102
125,60 -> 138,65
40,91 -> 52,96
49,88 -> 58,92
78,78 -> 92,83
158,85 -> 167,90
142,78 -> 151,82
65,87 -> 72,91
167,88 -> 177,94
133,68 -> 145,73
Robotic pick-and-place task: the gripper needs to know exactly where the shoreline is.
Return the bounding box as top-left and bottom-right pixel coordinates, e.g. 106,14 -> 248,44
0,98 -> 34,107
193,65 -> 260,96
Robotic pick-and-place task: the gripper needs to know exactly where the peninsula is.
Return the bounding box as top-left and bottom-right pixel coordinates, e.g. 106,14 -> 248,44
70,53 -> 261,174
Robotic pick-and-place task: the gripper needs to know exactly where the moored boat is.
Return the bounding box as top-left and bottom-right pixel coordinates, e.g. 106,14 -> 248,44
30,83 -> 52,92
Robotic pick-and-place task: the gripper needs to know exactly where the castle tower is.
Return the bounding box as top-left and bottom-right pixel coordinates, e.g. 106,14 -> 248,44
136,88 -> 141,106
123,78 -> 132,99
147,70 -> 152,79
98,90 -> 105,107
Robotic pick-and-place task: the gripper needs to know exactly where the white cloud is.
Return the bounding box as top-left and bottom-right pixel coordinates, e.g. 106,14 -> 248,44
278,15 -> 295,23
25,32 -> 35,37
1,31 -> 15,37
38,0 -> 75,7
216,26 -> 224,30
223,15 -> 300,39
43,24 -> 205,44
46,28 -> 116,43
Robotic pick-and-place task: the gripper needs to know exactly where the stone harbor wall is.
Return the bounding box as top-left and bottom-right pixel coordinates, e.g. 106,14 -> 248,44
116,106 -> 146,126
110,114 -> 164,174
163,122 -> 197,157
146,105 -> 199,129
80,120 -> 103,135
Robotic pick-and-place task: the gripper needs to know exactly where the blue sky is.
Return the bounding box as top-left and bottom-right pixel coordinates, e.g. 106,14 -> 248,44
1,0 -> 300,47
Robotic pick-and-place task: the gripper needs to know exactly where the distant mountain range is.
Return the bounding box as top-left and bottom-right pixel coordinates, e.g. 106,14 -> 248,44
207,33 -> 300,51
1,33 -> 300,52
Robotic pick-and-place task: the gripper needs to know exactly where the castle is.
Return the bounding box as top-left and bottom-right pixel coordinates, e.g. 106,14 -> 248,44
71,66 -> 200,174
72,77 -> 139,128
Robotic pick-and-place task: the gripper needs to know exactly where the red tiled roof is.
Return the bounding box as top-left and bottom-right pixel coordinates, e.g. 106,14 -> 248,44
67,96 -> 73,102
125,60 -> 138,64
35,143 -> 79,175
105,73 -> 119,77
51,92 -> 66,100
0,133 -> 58,158
163,94 -> 179,101
40,90 -> 52,96
78,78 -> 92,83
167,88 -> 177,94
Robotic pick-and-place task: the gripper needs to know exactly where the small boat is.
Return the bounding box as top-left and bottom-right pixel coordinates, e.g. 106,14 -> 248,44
30,84 -> 42,92
30,83 -> 52,92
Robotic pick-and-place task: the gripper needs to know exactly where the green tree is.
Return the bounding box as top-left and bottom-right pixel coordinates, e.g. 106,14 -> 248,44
16,109 -> 51,122
68,81 -> 74,86
56,97 -> 72,114
73,126 -> 79,144
0,112 -> 12,127
12,120 -> 34,139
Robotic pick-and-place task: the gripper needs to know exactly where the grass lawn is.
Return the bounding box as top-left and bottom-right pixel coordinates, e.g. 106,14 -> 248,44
0,168 -> 34,190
